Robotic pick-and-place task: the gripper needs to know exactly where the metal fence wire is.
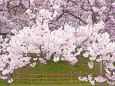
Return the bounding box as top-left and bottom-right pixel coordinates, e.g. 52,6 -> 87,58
0,70 -> 108,86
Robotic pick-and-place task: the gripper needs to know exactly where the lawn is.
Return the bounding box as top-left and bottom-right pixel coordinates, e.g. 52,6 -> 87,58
14,56 -> 100,73
0,57 -> 106,86
0,81 -> 108,86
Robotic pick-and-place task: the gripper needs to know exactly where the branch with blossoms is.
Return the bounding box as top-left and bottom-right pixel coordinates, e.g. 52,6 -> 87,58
66,10 -> 88,25
55,9 -> 88,25
0,0 -> 115,86
0,0 -> 114,37
0,8 -> 115,86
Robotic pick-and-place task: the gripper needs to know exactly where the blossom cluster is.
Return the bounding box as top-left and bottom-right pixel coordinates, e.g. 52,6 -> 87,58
0,5 -> 115,86
78,75 -> 106,85
0,9 -> 77,83
76,21 -> 115,85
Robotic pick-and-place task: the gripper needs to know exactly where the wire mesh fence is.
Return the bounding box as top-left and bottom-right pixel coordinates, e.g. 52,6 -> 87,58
0,70 -> 108,86
0,59 -> 106,86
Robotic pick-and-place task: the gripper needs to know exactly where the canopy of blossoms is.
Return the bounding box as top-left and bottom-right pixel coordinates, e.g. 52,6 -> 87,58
0,0 -> 115,86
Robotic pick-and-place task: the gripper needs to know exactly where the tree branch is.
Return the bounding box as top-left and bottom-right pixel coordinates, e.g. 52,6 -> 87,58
66,10 -> 88,25
56,9 -> 65,21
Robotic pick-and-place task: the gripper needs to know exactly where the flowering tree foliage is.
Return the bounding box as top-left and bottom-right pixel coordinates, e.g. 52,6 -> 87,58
48,0 -> 115,39
0,8 -> 78,83
0,0 -> 115,86
0,0 -> 114,36
77,22 -> 115,85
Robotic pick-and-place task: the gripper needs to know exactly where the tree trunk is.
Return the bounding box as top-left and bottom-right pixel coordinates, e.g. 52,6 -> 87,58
7,74 -> 11,86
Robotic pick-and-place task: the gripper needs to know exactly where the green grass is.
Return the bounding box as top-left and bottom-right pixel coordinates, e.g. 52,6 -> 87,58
0,57 -> 106,86
0,80 -> 108,86
14,57 -> 100,73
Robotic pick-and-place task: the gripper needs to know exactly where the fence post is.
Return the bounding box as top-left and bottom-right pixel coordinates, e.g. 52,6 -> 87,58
99,61 -> 103,86
71,71 -> 72,83
7,73 -> 11,86
54,72 -> 55,84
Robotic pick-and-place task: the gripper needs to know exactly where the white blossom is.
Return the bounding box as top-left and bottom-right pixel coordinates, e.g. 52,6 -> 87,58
94,76 -> 106,82
78,76 -> 88,82
53,56 -> 60,62
30,62 -> 36,67
7,78 -> 13,84
88,62 -> 94,69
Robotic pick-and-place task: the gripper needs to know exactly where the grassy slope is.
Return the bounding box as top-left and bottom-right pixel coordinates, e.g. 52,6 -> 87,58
16,57 -> 100,73
1,57 -> 107,86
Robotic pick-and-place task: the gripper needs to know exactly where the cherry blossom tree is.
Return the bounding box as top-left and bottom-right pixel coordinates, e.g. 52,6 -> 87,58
0,0 -> 115,86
